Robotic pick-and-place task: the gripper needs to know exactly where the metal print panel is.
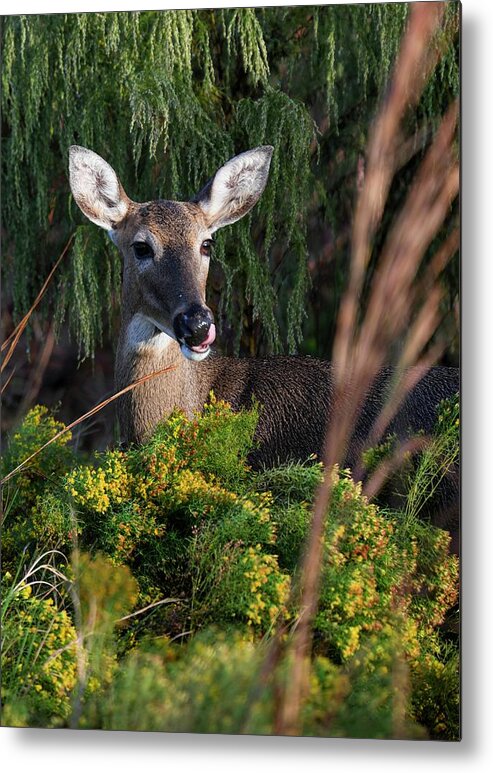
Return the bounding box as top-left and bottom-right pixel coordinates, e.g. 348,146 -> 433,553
1,1 -> 460,739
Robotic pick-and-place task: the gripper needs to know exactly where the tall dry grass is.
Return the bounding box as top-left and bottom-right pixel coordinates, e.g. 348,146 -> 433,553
271,2 -> 459,735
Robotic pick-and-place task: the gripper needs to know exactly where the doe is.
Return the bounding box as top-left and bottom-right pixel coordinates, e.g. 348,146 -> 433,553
69,145 -> 459,541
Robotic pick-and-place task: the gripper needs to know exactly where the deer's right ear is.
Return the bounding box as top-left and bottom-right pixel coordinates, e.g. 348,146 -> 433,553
69,146 -> 130,230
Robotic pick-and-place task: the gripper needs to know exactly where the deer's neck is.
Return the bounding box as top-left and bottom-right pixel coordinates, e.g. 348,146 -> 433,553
115,313 -> 212,444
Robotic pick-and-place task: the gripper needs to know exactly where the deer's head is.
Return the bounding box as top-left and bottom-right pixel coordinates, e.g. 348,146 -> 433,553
68,145 -> 273,361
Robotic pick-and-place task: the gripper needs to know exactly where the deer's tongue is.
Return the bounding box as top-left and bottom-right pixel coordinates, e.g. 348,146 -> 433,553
190,324 -> 216,353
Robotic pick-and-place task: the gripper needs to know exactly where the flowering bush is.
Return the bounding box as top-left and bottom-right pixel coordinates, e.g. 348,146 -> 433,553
1,405 -> 74,511
1,398 -> 459,738
1,406 -> 78,573
1,575 -> 77,727
316,472 -> 458,661
199,543 -> 291,630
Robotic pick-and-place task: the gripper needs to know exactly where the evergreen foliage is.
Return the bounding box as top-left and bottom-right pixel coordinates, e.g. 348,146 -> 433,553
1,5 -> 459,359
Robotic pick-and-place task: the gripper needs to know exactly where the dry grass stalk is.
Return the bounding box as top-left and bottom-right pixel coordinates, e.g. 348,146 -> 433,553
350,229 -> 458,480
420,226 -> 460,289
353,341 -> 446,484
276,3 -> 459,735
1,234 -> 74,372
333,1 -> 447,377
1,367 -> 16,395
13,325 -> 56,420
0,363 -> 177,487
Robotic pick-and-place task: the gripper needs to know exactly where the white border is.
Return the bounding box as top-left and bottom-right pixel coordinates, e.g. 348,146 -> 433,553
2,0 -> 493,770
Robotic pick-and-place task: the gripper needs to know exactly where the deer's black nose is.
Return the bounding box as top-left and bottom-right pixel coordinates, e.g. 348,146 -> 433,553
173,304 -> 214,347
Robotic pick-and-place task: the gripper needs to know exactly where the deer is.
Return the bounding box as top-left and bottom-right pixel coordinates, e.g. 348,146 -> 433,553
68,145 -> 459,548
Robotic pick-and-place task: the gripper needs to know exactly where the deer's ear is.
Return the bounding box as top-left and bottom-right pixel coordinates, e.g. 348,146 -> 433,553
193,146 -> 273,231
69,146 -> 130,230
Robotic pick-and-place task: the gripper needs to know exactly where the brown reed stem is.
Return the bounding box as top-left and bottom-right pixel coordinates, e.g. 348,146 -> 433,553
14,325 -> 56,418
1,366 -> 16,394
352,341 -> 446,483
1,235 -> 74,373
276,2 -> 456,736
1,364 -> 177,487
333,2 -> 447,377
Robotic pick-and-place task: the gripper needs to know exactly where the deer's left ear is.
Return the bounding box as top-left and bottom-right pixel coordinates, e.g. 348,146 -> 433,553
193,146 -> 273,231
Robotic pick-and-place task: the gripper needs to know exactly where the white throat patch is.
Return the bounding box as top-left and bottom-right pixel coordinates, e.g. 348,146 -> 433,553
126,313 -> 175,354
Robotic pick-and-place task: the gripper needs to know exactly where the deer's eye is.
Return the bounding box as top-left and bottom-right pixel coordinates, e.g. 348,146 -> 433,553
133,241 -> 154,261
200,239 -> 213,257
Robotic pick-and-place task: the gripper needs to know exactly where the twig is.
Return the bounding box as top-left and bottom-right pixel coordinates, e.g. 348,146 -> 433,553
1,363 -> 177,486
1,366 -> 16,394
117,597 -> 181,623
1,234 -> 74,371
15,325 -> 56,418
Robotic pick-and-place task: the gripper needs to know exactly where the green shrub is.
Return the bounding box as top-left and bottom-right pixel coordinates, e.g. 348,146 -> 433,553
405,394 -> 460,521
315,473 -> 412,661
194,543 -> 290,631
1,406 -> 77,573
88,629 -> 274,734
85,623 -> 441,739
324,625 -> 425,740
254,461 -> 322,572
1,406 -> 74,513
133,393 -> 259,492
254,462 -> 459,739
1,572 -> 77,727
411,643 -> 460,741
59,399 -> 287,634
1,400 -> 459,738
70,552 -> 139,707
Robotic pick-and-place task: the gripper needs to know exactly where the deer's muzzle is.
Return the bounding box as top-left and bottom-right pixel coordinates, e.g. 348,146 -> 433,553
173,305 -> 216,361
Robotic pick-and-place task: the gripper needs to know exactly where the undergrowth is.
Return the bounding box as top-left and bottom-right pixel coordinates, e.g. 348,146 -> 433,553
1,395 -> 459,738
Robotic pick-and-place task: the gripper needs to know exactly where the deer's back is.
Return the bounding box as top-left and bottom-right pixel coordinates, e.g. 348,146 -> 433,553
206,355 -> 458,467
207,355 -> 460,548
